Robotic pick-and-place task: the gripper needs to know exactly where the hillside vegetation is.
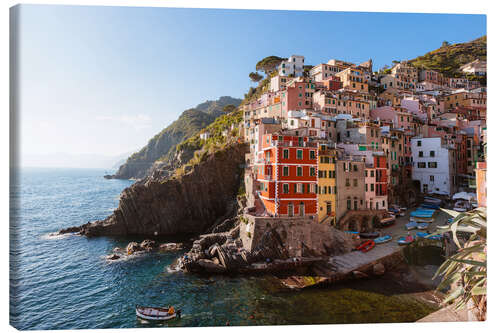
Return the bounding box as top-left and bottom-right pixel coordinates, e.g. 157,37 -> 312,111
409,36 -> 486,77
112,96 -> 242,179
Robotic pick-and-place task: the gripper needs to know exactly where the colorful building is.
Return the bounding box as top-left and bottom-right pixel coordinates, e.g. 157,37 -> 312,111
317,145 -> 336,224
256,133 -> 318,217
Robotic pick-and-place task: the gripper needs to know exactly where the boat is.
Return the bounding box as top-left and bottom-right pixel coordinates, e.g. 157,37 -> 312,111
136,306 -> 181,321
410,209 -> 435,218
424,196 -> 442,205
405,221 -> 418,230
447,218 -> 454,224
397,235 -> 415,245
379,214 -> 396,226
416,232 -> 443,241
417,223 -> 429,230
453,200 -> 469,212
356,240 -> 375,253
374,235 -> 392,244
410,216 -> 434,223
359,231 -> 380,239
421,202 -> 440,209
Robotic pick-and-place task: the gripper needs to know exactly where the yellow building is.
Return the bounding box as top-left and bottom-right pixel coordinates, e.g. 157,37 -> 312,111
317,146 -> 336,225
335,67 -> 369,93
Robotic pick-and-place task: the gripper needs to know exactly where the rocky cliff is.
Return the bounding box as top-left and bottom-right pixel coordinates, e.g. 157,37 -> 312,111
110,96 -> 242,180
63,142 -> 248,237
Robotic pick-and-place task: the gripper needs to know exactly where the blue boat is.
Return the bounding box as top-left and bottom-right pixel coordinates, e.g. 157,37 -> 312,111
417,223 -> 429,230
345,231 -> 359,234
410,209 -> 435,218
374,235 -> 392,244
447,218 -> 454,224
421,203 -> 440,209
416,232 -> 443,241
405,221 -> 418,230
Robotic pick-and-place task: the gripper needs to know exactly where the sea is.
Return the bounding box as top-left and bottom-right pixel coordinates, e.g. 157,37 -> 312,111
10,168 -> 439,330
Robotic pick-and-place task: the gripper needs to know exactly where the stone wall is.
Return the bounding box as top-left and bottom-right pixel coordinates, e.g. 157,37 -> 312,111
240,214 -> 352,257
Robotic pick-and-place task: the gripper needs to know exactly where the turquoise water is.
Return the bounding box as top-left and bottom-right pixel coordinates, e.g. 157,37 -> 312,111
10,168 -> 437,330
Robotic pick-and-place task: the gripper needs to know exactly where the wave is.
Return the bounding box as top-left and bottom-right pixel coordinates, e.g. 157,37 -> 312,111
40,232 -> 75,240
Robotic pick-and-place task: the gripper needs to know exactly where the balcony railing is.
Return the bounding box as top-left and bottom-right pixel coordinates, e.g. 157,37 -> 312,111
270,140 -> 317,148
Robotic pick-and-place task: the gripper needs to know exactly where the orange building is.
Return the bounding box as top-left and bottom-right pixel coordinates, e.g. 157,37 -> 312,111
255,133 -> 318,217
475,161 -> 486,207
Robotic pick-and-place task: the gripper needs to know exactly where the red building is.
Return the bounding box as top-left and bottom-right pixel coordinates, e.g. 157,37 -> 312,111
255,133 -> 318,217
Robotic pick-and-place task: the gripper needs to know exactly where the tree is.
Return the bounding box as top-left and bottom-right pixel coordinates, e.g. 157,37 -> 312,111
255,56 -> 286,75
431,207 -> 486,321
248,72 -> 263,82
442,41 -> 450,47
222,104 -> 237,113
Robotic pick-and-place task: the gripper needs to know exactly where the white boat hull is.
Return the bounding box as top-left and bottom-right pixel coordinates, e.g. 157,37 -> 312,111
136,307 -> 178,321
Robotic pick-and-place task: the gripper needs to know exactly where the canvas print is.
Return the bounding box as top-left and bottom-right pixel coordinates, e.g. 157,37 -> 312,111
9,4 -> 487,330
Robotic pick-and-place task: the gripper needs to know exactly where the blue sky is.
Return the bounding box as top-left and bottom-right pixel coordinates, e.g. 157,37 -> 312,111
16,4 -> 486,167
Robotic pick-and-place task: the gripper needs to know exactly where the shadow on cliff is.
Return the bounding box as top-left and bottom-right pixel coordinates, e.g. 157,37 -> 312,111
60,143 -> 249,238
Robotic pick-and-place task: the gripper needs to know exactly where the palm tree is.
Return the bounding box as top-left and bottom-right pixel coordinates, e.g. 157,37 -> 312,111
431,207 -> 486,320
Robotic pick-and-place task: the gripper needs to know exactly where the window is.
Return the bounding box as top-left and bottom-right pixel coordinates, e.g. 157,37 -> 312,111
371,183 -> 374,192
309,150 -> 315,160
417,162 -> 426,168
293,183 -> 297,193
347,199 -> 351,210
417,140 -> 422,147
430,150 -> 435,157
346,179 -> 350,187
297,166 -> 303,177
283,166 -> 289,176
283,149 -> 289,159
365,184 -> 368,191
370,170 -> 374,177
418,151 -> 423,157
309,167 -> 315,176
297,149 -> 303,159
283,183 -> 289,193
428,162 -> 438,168
353,165 -> 358,172
353,179 -> 358,187
430,175 -> 435,182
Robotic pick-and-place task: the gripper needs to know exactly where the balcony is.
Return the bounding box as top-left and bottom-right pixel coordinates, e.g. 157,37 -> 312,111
270,140 -> 317,148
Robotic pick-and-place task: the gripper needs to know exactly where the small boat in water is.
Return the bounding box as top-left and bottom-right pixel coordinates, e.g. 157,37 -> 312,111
359,231 -> 380,239
397,235 -> 415,245
417,223 -> 429,230
374,235 -> 392,244
405,221 -> 418,230
356,240 -> 375,253
136,305 -> 181,321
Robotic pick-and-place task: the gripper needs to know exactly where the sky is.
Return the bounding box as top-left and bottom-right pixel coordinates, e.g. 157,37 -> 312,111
15,4 -> 486,168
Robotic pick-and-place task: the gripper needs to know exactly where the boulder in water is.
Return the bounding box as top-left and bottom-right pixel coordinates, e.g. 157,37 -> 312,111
197,259 -> 226,273
107,254 -> 120,260
126,242 -> 141,255
140,239 -> 157,252
159,243 -> 183,251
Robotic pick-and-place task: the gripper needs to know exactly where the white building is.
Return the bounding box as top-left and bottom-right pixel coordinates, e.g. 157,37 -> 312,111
200,132 -> 211,140
270,75 -> 293,92
460,59 -> 486,76
411,137 -> 456,196
278,55 -> 304,77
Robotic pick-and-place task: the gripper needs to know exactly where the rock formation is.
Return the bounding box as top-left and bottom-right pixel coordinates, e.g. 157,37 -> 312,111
60,143 -> 248,237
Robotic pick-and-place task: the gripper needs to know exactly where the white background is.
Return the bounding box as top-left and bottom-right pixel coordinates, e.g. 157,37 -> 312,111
1,1 -> 498,332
